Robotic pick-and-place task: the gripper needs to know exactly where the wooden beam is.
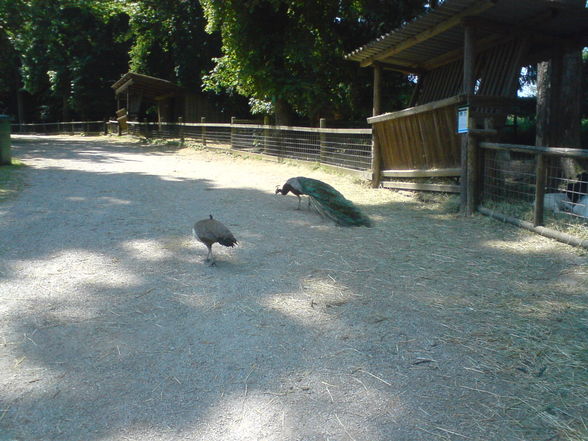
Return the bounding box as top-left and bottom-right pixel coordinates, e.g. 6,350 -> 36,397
479,142 -> 588,158
461,24 -> 475,214
381,181 -> 460,193
373,62 -> 382,116
368,94 -> 465,124
371,62 -> 383,188
479,206 -> 588,249
115,78 -> 134,96
359,0 -> 497,67
381,168 -> 461,178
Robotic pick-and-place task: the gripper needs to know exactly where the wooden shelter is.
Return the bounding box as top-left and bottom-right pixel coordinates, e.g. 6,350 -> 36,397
112,72 -> 183,124
111,72 -> 219,126
346,0 -> 588,189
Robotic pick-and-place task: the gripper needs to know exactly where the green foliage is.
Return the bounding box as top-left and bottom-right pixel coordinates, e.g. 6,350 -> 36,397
200,0 -> 426,122
125,0 -> 220,90
1,0 -> 131,121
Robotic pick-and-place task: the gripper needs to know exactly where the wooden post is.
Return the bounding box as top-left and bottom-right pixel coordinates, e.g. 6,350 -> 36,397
263,115 -> 270,153
534,153 -> 546,226
201,116 -> 207,147
466,117 -> 478,216
460,23 -> 475,213
178,117 -> 184,145
230,116 -> 236,149
319,118 -> 327,163
103,119 -> 108,135
371,62 -> 383,188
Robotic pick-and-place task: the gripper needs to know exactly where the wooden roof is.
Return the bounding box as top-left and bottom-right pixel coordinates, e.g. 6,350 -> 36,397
346,0 -> 588,72
111,72 -> 182,99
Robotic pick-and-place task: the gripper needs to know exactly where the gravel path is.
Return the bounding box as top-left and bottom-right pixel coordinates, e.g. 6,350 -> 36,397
1,135 -> 586,441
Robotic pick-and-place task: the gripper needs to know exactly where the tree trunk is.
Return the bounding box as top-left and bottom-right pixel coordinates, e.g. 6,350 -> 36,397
274,98 -> 294,126
535,0 -> 586,175
17,89 -> 26,124
62,95 -> 71,122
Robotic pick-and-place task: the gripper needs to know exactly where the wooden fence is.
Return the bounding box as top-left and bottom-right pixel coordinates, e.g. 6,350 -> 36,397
368,95 -> 462,180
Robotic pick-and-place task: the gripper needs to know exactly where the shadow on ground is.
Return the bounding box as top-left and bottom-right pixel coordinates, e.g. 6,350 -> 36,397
0,136 -> 586,441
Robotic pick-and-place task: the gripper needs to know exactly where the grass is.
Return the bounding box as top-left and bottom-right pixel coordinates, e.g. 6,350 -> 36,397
0,159 -> 27,201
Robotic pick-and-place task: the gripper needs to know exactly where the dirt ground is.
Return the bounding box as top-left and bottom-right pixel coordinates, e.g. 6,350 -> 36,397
1,135 -> 587,441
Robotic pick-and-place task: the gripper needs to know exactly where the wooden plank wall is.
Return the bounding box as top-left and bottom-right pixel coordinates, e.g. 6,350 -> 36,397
373,38 -> 528,172
373,104 -> 460,170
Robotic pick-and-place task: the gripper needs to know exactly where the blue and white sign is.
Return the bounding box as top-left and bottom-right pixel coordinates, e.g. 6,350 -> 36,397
457,106 -> 469,134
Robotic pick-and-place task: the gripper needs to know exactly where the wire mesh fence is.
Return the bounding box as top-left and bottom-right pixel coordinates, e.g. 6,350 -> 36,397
124,121 -> 373,172
480,145 -> 588,240
11,120 -> 372,172
12,121 -> 107,135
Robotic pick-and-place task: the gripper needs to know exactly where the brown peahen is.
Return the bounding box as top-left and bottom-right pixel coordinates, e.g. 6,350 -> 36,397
192,215 -> 238,265
275,177 -> 372,227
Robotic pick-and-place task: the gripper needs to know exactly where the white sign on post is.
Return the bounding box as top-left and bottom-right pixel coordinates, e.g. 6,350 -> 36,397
457,106 -> 469,134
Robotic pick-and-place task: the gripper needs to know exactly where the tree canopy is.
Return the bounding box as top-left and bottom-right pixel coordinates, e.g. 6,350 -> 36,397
3,0 -> 582,126
0,0 -> 436,124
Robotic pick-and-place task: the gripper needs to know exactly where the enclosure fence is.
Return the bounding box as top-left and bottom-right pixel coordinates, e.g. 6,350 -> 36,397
12,120 -> 373,173
120,120 -> 373,172
12,121 -> 108,136
10,119 -> 588,246
474,141 -> 588,246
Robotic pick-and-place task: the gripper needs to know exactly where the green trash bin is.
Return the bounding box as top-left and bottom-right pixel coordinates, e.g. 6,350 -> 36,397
0,115 -> 11,165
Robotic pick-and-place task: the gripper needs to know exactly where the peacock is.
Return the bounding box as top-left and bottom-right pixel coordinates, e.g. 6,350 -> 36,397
193,215 -> 238,265
275,177 -> 372,227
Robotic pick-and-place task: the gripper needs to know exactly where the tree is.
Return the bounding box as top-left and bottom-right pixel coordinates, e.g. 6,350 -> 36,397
199,0 -> 427,124
1,0 -> 130,122
126,0 -> 219,90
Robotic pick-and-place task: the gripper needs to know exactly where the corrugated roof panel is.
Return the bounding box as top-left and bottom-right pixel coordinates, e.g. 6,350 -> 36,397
346,0 -> 588,69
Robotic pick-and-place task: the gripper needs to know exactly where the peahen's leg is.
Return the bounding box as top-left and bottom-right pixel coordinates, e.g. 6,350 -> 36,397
296,195 -> 301,210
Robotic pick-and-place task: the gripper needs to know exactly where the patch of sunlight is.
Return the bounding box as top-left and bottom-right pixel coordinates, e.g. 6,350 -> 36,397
122,239 -> 175,261
514,299 -> 586,320
98,196 -> 131,205
481,236 -> 566,254
159,175 -> 186,182
192,393 -> 294,440
3,250 -> 143,303
263,276 -> 358,327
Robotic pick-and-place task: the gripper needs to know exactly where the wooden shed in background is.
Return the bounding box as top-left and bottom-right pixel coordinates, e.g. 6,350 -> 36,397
346,0 -> 588,192
111,72 -> 220,126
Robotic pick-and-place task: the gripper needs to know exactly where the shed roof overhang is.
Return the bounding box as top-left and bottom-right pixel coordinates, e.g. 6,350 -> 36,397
112,72 -> 182,100
346,0 -> 588,73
